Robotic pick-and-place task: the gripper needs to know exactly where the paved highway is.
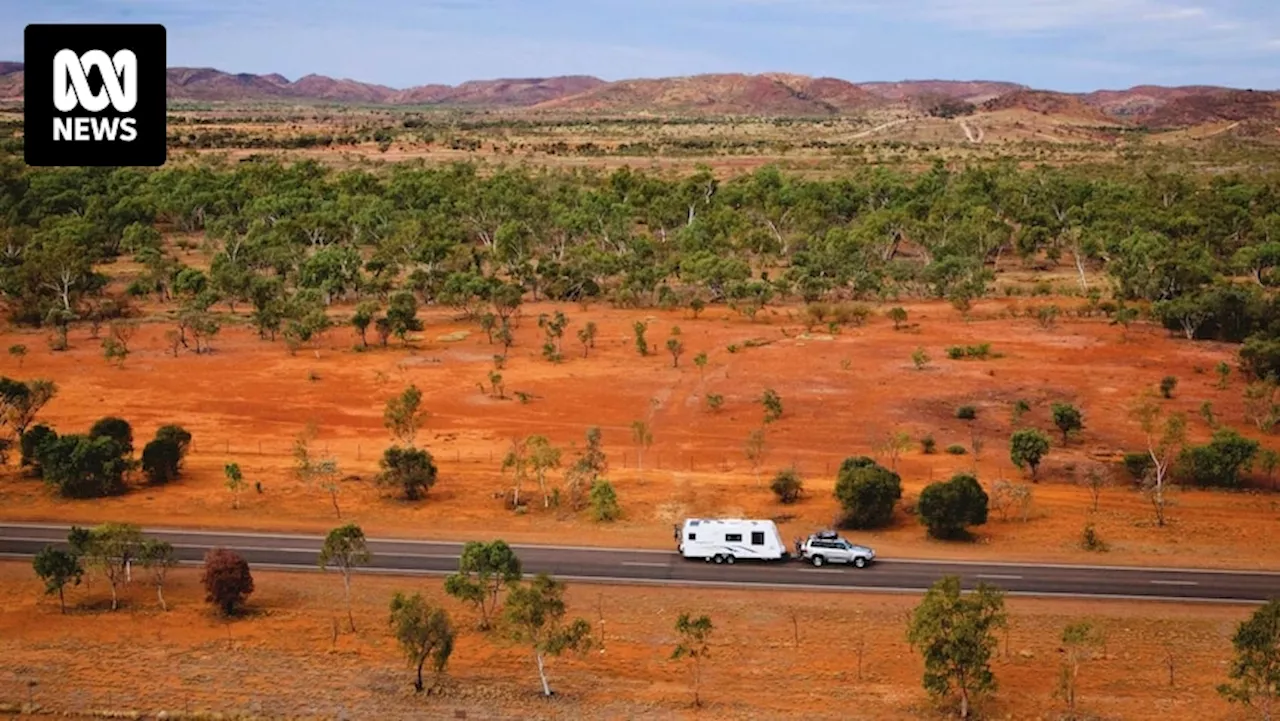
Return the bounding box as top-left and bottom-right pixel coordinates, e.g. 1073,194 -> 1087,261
1,522 -> 1277,603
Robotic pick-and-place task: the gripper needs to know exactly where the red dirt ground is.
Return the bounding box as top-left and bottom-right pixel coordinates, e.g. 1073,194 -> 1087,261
0,562 -> 1258,720
2,296 -> 1277,571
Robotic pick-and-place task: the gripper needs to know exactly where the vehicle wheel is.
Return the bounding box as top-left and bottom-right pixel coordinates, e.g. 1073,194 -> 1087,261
725,555 -> 735,565
811,555 -> 825,567
713,554 -> 724,564
854,557 -> 868,569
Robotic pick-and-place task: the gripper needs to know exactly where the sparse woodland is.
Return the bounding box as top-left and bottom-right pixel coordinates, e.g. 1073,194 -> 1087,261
5,116 -> 1280,719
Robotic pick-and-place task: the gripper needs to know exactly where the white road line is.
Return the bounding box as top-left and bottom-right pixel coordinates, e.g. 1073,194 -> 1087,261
885,557 -> 1280,576
977,574 -> 1023,580
1150,580 -> 1198,586
620,561 -> 669,568
197,544 -> 319,553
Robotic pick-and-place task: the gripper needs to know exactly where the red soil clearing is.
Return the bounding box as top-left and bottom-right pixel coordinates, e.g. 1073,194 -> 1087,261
2,298 -> 1277,571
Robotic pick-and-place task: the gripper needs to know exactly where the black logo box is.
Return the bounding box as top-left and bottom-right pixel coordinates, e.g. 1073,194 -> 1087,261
24,23 -> 167,167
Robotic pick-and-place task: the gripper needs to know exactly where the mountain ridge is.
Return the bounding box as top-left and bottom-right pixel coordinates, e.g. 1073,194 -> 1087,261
1,62 -> 1276,127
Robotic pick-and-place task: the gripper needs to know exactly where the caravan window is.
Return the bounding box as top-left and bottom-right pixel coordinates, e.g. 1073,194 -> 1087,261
687,533 -> 697,541
725,533 -> 743,542
751,531 -> 765,545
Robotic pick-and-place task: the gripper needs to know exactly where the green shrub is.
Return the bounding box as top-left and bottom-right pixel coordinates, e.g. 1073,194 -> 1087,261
36,433 -> 129,498
589,480 -> 620,521
945,444 -> 967,455
1123,452 -> 1153,481
917,473 -> 989,540
956,405 -> 977,420
1081,523 -> 1108,552
833,457 -> 902,529
141,438 -> 182,485
1177,428 -> 1259,488
1009,428 -> 1051,479
771,467 -> 803,504
946,344 -> 994,360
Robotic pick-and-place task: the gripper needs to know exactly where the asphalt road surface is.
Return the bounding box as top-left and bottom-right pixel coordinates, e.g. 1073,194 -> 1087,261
2,523 -> 1277,603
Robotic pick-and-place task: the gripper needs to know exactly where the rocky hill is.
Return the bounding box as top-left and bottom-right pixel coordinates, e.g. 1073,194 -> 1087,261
530,73 -> 883,115
981,89 -> 1117,124
856,80 -> 1027,106
0,62 -> 1276,128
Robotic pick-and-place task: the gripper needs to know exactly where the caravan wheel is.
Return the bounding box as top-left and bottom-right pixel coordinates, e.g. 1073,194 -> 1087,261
724,555 -> 736,565
712,554 -> 725,564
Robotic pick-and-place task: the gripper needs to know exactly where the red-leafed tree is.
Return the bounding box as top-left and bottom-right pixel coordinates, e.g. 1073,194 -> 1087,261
201,548 -> 254,616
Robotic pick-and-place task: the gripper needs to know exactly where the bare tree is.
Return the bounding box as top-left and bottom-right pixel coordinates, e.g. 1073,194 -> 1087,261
874,430 -> 912,471
294,424 -> 343,518
989,480 -> 1032,523
631,420 -> 652,471
744,428 -> 767,485
1130,395 -> 1186,527
1078,463 -> 1111,513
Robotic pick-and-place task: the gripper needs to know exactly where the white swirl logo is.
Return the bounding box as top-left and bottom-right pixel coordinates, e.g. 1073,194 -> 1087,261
52,48 -> 137,113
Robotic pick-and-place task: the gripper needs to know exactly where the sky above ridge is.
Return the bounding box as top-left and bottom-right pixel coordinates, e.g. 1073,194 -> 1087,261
3,0 -> 1279,91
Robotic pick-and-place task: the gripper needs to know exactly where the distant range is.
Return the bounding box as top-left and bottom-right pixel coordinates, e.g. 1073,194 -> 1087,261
1,61 -> 1278,128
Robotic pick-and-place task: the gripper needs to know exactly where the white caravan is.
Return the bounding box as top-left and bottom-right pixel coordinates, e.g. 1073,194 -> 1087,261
677,518 -> 787,563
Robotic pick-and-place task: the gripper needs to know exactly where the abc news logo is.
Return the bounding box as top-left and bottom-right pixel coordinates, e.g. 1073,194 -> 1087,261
53,49 -> 140,142
24,24 -> 166,167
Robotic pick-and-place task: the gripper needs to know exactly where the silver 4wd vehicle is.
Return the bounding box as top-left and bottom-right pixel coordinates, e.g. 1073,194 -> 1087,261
799,530 -> 876,568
